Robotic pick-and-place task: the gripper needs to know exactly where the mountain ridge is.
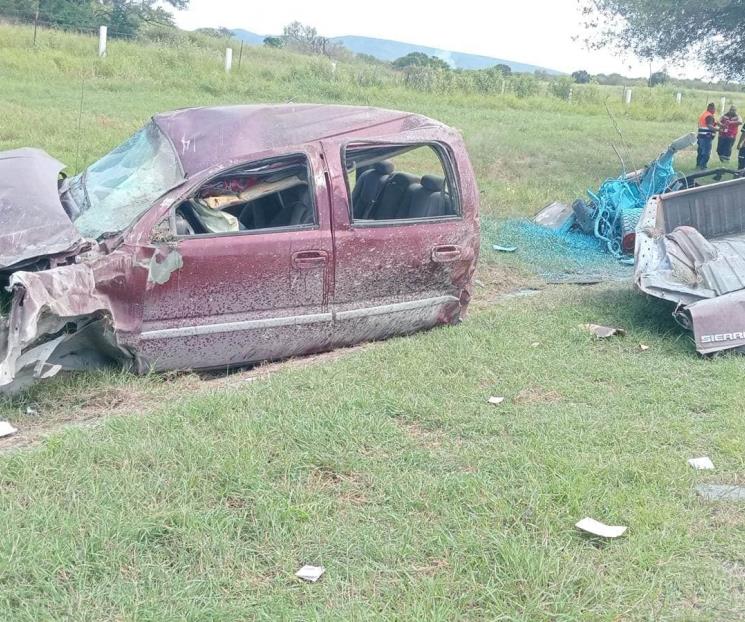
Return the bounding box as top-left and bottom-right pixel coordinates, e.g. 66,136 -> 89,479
232,29 -> 561,74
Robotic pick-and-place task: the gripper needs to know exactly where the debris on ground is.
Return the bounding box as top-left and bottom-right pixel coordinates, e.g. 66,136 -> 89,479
688,457 -> 715,470
695,484 -> 745,501
531,342 -> 541,348
295,565 -> 325,582
639,344 -> 650,352
563,133 -> 695,259
487,396 -> 505,405
0,421 -> 17,438
583,324 -> 626,339
492,244 -> 517,253
25,406 -> 39,416
575,517 -> 627,538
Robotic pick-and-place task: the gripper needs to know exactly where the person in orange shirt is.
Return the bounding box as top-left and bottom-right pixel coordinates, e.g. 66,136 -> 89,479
697,103 -> 718,169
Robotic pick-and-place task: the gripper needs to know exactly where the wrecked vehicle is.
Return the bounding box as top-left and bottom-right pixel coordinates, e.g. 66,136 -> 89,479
635,176 -> 745,355
0,105 -> 479,392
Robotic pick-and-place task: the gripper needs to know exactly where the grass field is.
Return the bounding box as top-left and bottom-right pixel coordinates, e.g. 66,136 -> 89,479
2,23 -> 745,620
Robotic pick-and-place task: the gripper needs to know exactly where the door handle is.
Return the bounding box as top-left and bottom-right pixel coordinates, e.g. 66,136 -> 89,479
292,250 -> 328,269
431,245 -> 463,263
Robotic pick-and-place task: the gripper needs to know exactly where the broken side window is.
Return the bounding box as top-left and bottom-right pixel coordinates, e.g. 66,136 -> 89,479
343,143 -> 459,223
173,154 -> 316,236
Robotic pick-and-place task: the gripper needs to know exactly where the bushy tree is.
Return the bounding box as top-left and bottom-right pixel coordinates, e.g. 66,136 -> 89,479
571,70 -> 591,83
581,0 -> 745,79
0,0 -> 188,37
493,63 -> 512,76
393,52 -> 450,71
649,70 -> 669,87
263,36 -> 283,48
195,27 -> 233,39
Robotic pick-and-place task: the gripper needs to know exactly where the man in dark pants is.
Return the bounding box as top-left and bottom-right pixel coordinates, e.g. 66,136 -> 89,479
697,103 -> 718,169
737,124 -> 745,169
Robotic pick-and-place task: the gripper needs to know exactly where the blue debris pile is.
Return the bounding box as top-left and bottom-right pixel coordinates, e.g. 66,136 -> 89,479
486,217 -> 633,283
485,133 -> 696,283
571,133 -> 695,258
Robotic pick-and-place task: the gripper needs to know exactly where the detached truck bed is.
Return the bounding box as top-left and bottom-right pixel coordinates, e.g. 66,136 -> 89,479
635,176 -> 745,354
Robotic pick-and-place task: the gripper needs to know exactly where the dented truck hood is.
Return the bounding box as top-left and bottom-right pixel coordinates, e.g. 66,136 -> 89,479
0,148 -> 84,270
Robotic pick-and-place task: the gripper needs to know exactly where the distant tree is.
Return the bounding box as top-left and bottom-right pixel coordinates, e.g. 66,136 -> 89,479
580,0 -> 745,79
195,27 -> 233,38
282,21 -> 329,55
649,70 -> 669,87
0,0 -> 188,37
356,52 -> 386,65
571,70 -> 591,83
493,63 -> 512,76
393,52 -> 450,71
263,36 -> 284,48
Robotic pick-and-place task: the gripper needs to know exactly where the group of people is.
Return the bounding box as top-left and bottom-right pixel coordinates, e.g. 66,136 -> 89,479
697,102 -> 745,169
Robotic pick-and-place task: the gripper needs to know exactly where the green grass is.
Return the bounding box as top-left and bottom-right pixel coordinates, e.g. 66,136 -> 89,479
2,22 -> 745,620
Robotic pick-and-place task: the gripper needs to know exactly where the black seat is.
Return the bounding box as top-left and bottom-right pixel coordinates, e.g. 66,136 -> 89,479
372,172 -> 418,220
405,175 -> 450,218
352,161 -> 394,218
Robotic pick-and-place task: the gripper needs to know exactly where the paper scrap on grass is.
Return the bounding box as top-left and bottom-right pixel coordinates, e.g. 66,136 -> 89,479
488,396 -> 505,405
575,517 -> 627,538
688,457 -> 714,470
696,485 -> 745,501
295,565 -> 325,582
582,324 -> 626,339
492,244 -> 517,253
639,344 -> 650,351
531,342 -> 541,348
0,422 -> 17,438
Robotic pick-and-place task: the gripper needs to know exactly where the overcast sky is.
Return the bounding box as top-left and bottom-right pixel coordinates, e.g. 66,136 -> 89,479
175,0 -> 701,78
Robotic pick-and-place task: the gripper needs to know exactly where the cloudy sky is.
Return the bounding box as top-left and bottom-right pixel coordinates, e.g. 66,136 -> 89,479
175,0 -> 703,78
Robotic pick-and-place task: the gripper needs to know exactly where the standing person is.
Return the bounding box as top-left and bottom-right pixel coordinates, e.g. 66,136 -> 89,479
697,103 -> 718,169
737,124 -> 745,169
717,105 -> 742,163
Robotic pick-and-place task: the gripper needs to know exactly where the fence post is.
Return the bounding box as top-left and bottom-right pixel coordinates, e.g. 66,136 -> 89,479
500,79 -> 506,95
568,88 -> 573,102
676,92 -> 682,105
721,96 -> 727,112
225,47 -> 233,73
98,26 -> 107,58
625,87 -> 632,106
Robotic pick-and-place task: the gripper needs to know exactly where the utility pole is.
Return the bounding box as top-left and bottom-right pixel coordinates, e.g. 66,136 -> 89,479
33,0 -> 40,47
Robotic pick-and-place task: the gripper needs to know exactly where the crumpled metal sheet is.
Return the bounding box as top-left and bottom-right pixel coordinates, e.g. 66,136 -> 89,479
0,263 -> 122,392
0,148 -> 84,270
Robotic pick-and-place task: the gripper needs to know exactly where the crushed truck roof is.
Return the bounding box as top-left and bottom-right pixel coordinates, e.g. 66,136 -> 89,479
153,104 -> 443,176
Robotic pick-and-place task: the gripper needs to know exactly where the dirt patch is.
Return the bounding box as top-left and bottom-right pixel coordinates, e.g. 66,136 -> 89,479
513,386 -> 563,405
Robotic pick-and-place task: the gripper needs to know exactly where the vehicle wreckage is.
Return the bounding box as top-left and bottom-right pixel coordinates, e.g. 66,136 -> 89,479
0,105 -> 479,393
635,175 -> 745,355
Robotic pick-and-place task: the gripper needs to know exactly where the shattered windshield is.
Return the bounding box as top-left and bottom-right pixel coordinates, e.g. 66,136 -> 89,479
68,121 -> 183,239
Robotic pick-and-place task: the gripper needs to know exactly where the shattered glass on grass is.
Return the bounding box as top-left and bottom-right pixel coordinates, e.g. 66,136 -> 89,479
482,216 -> 633,283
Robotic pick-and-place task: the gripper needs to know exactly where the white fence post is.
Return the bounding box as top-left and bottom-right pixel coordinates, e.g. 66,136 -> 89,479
568,88 -> 573,102
500,79 -> 506,95
224,47 -> 233,73
98,26 -> 107,58
721,96 -> 727,112
676,92 -> 682,105
625,87 -> 632,106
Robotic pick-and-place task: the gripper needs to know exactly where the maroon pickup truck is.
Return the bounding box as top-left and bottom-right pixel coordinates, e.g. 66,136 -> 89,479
0,104 -> 479,392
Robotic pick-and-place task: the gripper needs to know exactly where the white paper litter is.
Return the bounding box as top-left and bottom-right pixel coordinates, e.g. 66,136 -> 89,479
531,342 -> 541,348
575,517 -> 627,538
488,396 -> 505,405
0,421 -> 17,438
639,344 -> 650,352
688,457 -> 715,470
295,565 -> 325,582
